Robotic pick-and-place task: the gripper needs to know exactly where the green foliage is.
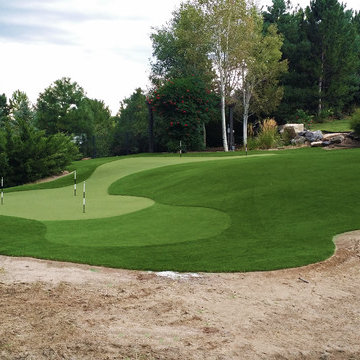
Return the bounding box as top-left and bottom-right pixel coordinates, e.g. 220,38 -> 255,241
264,0 -> 360,122
113,88 -> 149,155
350,109 -> 360,135
36,78 -> 114,157
241,22 -> 288,117
247,136 -> 259,150
281,127 -> 296,145
246,118 -> 281,149
150,3 -> 212,83
353,11 -> 360,106
0,93 -> 10,126
305,0 -> 359,114
76,98 -> 114,157
149,76 -> 219,151
293,109 -> 314,129
257,132 -> 280,150
315,108 -> 335,123
256,118 -> 281,149
36,77 -> 86,135
0,120 -> 78,187
0,131 -> 8,178
9,90 -> 34,125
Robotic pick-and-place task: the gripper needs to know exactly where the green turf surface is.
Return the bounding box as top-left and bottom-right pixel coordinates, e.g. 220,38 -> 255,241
0,148 -> 359,272
311,118 -> 352,132
5,156 -> 120,193
0,155 -> 258,220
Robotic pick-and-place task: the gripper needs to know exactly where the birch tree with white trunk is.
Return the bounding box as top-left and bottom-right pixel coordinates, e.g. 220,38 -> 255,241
238,9 -> 287,151
196,0 -> 248,152
196,1 -> 286,151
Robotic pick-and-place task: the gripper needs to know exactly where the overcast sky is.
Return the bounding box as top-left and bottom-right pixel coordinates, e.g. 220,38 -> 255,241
0,0 -> 359,114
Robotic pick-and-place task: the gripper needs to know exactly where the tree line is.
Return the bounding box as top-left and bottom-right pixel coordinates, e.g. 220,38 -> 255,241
128,0 -> 360,152
0,78 -> 116,186
264,0 -> 360,121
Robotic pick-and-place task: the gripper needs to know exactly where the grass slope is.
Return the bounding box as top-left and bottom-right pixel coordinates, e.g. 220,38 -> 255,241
311,118 -> 352,132
0,148 -> 359,272
0,155 -> 253,220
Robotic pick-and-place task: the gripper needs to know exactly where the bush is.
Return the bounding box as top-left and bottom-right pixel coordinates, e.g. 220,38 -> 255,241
281,127 -> 296,145
256,118 -> 281,149
1,120 -> 79,186
350,109 -> 360,136
247,136 -> 258,150
315,109 -> 334,123
293,109 -> 313,129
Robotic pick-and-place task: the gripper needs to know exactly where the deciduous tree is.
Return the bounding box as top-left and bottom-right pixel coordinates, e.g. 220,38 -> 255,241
149,76 -> 219,151
113,88 -> 148,155
36,77 -> 86,135
238,12 -> 287,149
150,3 -> 212,83
195,0 -> 249,151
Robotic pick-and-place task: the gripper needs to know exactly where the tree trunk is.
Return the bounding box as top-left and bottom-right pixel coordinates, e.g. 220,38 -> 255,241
318,50 -> 324,116
221,93 -> 228,152
243,111 -> 248,152
220,77 -> 229,152
146,101 -> 154,153
229,104 -> 234,151
203,122 -> 206,149
242,69 -> 251,153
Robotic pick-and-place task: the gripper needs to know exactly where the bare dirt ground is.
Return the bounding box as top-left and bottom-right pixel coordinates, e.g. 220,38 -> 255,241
1,231 -> 360,360
28,171 -> 70,184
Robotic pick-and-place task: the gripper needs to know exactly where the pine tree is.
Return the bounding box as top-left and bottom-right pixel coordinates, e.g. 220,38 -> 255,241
305,0 -> 359,115
264,1 -> 316,122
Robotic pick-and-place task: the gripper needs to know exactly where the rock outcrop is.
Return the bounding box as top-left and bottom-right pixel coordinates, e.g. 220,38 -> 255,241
289,129 -> 360,148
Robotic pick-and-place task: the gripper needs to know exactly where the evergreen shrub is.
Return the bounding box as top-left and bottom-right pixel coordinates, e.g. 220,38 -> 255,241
350,109 -> 360,136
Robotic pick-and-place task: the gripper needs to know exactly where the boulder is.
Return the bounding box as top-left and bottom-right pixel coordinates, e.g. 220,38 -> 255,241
291,136 -> 306,146
279,123 -> 305,134
329,135 -> 345,144
323,133 -> 344,140
311,141 -> 324,147
304,130 -> 323,142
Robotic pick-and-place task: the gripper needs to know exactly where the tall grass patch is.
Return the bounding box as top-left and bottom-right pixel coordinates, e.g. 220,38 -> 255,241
249,118 -> 281,149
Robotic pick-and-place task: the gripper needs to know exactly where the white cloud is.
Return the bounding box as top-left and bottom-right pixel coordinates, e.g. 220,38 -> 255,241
0,0 -> 359,114
0,0 -> 180,113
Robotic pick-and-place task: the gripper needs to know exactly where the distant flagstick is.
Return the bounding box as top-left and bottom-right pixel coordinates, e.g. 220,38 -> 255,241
1,177 -> 3,205
83,181 -> 86,213
74,170 -> 77,196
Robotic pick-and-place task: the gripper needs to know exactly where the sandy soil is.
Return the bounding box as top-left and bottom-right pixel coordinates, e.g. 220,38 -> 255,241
28,171 -> 70,184
1,231 -> 360,360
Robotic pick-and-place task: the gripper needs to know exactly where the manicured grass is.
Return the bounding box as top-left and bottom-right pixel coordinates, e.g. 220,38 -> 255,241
311,117 -> 352,132
0,148 -> 359,272
0,155 -> 256,220
4,151 -> 252,193
5,156 -> 120,193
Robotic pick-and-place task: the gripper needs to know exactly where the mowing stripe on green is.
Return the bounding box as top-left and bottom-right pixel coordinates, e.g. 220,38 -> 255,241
0,149 -> 359,272
0,155 -> 271,220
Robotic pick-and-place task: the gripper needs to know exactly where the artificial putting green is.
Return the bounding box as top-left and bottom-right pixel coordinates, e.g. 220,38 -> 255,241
0,156 -> 256,220
0,148 -> 359,272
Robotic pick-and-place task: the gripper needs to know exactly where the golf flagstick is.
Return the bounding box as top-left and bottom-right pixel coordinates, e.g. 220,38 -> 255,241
83,181 -> 86,213
1,177 -> 3,205
74,170 -> 77,196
